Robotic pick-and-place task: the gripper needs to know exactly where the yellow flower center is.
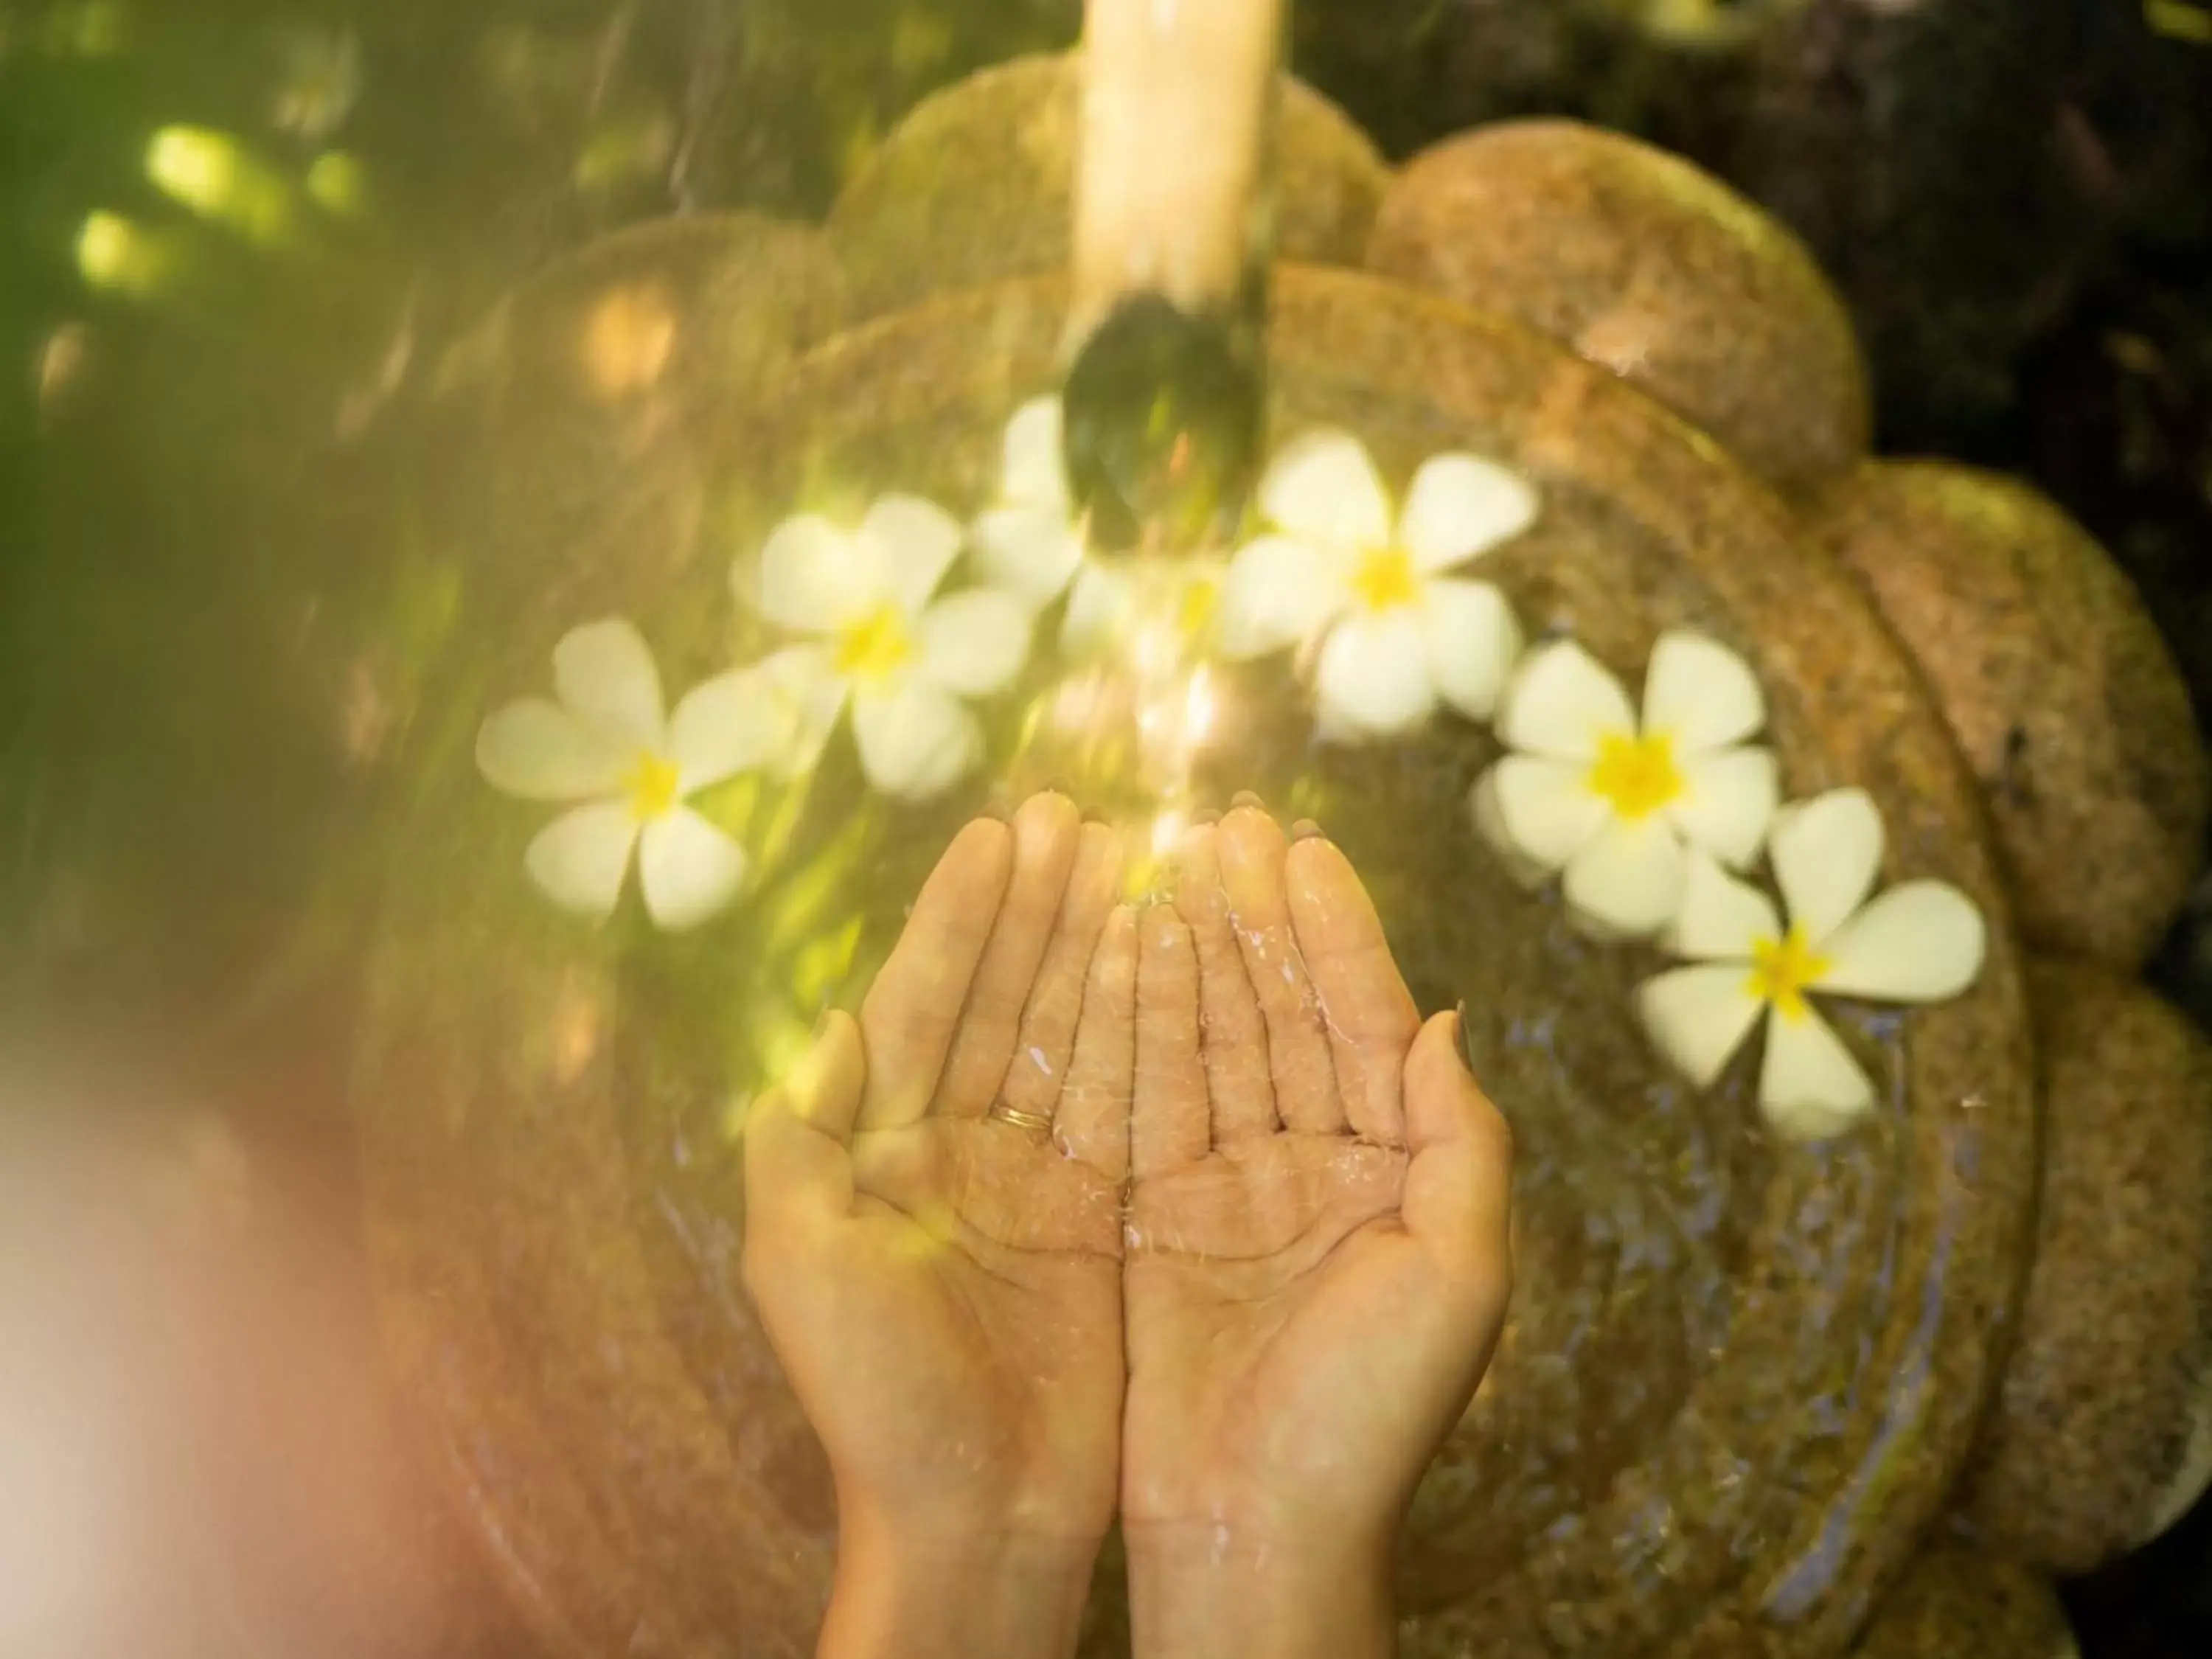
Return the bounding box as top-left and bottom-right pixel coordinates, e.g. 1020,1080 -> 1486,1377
1747,928 -> 1834,1023
1586,732 -> 1686,820
623,751 -> 682,821
1349,546 -> 1421,613
1177,573 -> 1220,641
834,603 -> 912,683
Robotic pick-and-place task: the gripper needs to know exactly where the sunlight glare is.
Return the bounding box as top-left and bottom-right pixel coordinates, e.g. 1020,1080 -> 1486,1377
74,212 -> 159,295
146,126 -> 294,246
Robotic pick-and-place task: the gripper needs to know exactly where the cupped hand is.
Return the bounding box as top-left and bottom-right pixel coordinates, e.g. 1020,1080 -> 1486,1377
742,792 -> 1134,1563
1121,804 -> 1514,1576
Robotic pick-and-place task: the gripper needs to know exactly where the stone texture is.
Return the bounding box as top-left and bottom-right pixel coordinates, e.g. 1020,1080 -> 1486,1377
1366,118 -> 1871,493
1808,460 -> 2209,970
431,212 -> 842,622
826,52 -> 1389,321
363,260 -> 2035,1659
1846,1540 -> 2076,1659
1957,957 -> 2212,1575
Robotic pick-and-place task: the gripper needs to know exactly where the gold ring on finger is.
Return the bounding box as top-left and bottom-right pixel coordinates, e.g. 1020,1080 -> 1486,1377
986,1102 -> 1054,1136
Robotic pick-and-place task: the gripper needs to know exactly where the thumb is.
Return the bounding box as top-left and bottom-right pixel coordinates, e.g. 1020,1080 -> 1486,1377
1400,1009 -> 1514,1307
742,1011 -> 866,1244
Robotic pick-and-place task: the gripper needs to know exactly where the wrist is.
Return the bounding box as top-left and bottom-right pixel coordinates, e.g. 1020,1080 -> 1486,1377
821,1509 -> 1100,1659
1123,1516 -> 1397,1659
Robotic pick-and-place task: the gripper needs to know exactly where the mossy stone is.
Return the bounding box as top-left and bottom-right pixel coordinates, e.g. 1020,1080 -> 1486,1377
1808,461 -> 2209,970
1846,1542 -> 2076,1659
430,213 -> 843,624
364,264 -> 2034,1659
1956,957 -> 2212,1574
1366,119 -> 1871,493
826,52 -> 1388,321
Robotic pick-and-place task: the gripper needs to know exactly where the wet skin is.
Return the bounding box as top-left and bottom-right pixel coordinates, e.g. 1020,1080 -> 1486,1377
743,794 -> 1514,1659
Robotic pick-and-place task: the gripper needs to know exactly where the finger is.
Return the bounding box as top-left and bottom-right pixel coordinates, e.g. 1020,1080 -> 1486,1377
938,792 -> 1085,1116
1401,1010 -> 1514,1310
1132,902 -> 1211,1180
1217,804 -> 1344,1136
856,817 -> 1012,1132
1056,904 -> 1137,1183
1170,823 -> 1276,1144
999,820 -> 1126,1124
742,1012 -> 866,1241
1287,832 -> 1419,1147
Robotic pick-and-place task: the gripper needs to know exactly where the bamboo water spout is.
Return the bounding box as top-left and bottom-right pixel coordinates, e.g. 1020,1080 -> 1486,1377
1061,0 -> 1285,552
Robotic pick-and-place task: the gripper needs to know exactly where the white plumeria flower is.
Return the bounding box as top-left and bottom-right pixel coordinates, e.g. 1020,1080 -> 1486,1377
1635,788 -> 1989,1141
740,495 -> 1032,800
1212,428 -> 1534,740
476,619 -> 795,931
971,395 -> 1226,658
972,397 -> 1086,608
1471,630 -> 1781,939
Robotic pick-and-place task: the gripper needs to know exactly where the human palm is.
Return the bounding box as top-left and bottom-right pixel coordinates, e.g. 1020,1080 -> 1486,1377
746,792 -> 1514,1659
745,794 -> 1135,1545
1121,807 -> 1515,1550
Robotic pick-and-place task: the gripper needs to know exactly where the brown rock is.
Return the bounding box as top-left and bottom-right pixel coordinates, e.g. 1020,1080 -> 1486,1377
1809,461 -> 2209,969
1848,1541 -> 2075,1659
364,267 -> 2039,1659
1366,119 -> 1871,492
434,212 -> 842,619
826,52 -> 1388,321
1958,958 -> 2212,1573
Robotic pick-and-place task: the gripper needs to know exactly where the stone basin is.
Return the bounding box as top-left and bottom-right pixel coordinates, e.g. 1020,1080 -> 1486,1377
362,240 -> 2040,1657
356,52 -> 2211,1659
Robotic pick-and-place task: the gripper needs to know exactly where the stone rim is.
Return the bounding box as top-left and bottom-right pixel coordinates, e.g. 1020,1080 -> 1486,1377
360,265 -> 2037,1659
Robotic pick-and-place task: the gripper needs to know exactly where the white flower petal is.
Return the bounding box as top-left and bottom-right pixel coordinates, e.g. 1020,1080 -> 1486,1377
858,494 -> 964,617
1562,814 -> 1688,939
1498,639 -> 1639,760
1259,428 -> 1391,552
1641,630 -> 1767,756
1315,608 -> 1437,740
919,588 -> 1033,698
553,619 -> 664,749
1663,850 -> 1783,961
852,679 -> 983,800
754,513 -> 869,632
637,807 -> 748,932
1667,746 -> 1780,869
1215,534 -> 1349,659
1770,787 -> 1885,948
1001,396 -> 1069,511
524,801 -> 640,920
1421,578 -> 1524,722
665,662 -> 806,792
1060,563 -> 1132,657
1399,452 -> 1540,572
1636,964 -> 1767,1088
1813,880 -> 1987,1004
1474,756 -> 1608,871
1759,1007 -> 1877,1138
749,645 -> 849,777
1464,771 -> 1543,888
971,504 -> 1085,607
476,698 -> 629,801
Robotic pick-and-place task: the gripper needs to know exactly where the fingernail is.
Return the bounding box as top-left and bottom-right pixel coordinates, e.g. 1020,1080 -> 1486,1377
1455,999 -> 1478,1076
1048,776 -> 1074,797
978,799 -> 1011,822
813,1007 -> 834,1040
1083,807 -> 1112,825
1291,818 -> 1324,842
1231,790 -> 1265,812
1192,808 -> 1221,826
